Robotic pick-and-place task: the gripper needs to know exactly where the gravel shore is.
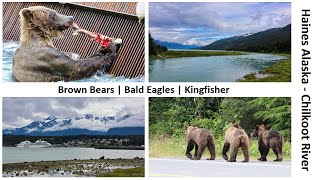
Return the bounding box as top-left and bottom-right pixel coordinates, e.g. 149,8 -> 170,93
3,158 -> 144,177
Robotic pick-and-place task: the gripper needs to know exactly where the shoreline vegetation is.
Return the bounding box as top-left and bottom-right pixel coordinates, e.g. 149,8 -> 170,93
3,158 -> 144,177
150,50 -> 291,82
3,145 -> 144,150
149,50 -> 244,61
238,53 -> 291,82
2,135 -> 144,148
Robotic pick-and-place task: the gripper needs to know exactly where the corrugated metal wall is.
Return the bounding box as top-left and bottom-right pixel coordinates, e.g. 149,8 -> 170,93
3,2 -> 145,78
73,2 -> 137,15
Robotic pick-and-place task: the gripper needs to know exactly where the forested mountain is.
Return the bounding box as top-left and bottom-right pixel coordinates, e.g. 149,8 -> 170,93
149,34 -> 167,55
200,24 -> 291,52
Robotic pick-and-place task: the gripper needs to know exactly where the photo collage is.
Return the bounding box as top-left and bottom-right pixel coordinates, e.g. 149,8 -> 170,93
0,0 -> 318,179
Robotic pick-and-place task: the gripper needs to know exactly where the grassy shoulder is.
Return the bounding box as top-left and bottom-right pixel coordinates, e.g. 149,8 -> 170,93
239,53 -> 291,82
150,50 -> 245,61
149,136 -> 291,161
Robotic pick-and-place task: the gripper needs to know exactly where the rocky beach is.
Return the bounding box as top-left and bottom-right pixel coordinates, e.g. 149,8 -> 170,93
3,158 -> 144,177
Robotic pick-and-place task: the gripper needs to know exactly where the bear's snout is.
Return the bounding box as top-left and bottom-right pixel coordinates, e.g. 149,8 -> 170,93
65,16 -> 74,26
67,16 -> 74,24
54,13 -> 74,30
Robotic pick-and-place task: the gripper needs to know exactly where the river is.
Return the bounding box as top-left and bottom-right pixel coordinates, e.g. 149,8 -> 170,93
3,147 -> 144,164
2,42 -> 144,82
149,53 -> 286,82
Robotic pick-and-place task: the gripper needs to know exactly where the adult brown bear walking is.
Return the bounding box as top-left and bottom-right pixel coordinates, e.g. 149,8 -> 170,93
251,124 -> 284,162
13,6 -> 121,82
185,125 -> 216,160
222,123 -> 250,162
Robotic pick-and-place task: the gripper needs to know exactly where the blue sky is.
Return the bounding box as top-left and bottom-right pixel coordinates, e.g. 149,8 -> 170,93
149,2 -> 291,46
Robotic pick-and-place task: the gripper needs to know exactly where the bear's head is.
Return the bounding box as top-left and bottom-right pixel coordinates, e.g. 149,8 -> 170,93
19,6 -> 74,45
250,124 -> 267,137
228,122 -> 242,129
184,125 -> 197,136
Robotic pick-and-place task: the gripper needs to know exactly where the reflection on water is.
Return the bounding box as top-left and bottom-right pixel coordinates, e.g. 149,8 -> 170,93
2,42 -> 144,82
149,53 -> 287,82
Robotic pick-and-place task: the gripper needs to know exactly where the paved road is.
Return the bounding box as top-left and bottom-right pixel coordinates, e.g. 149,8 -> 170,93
149,158 -> 291,177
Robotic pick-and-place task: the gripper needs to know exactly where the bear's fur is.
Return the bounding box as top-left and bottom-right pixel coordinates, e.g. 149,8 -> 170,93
13,6 -> 121,82
222,122 -> 250,162
185,125 -> 216,160
251,124 -> 284,162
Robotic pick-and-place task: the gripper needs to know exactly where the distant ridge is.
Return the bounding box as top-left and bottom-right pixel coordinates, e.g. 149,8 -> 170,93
155,40 -> 199,49
200,24 -> 291,52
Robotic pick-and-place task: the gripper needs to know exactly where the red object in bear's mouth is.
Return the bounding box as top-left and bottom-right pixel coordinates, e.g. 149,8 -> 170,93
71,22 -> 116,48
94,33 -> 111,48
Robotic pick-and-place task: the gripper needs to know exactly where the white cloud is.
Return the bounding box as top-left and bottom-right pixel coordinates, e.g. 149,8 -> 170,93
185,38 -> 218,46
3,98 -> 145,130
149,2 -> 291,46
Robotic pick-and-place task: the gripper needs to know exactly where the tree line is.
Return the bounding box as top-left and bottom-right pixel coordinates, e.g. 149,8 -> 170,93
228,40 -> 291,53
149,97 -> 291,141
3,135 -> 145,147
149,33 -> 167,55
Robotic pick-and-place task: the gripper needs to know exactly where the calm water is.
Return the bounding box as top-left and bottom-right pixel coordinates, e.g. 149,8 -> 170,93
3,147 -> 144,164
3,42 -> 144,82
149,53 -> 286,82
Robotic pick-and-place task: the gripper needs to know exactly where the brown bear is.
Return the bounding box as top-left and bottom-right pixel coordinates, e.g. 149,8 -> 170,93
185,125 -> 216,160
251,124 -> 284,162
222,122 -> 249,162
13,6 -> 121,82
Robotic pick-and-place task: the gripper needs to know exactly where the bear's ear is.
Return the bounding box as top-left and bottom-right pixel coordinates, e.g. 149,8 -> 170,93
20,8 -> 33,19
184,125 -> 188,131
234,122 -> 239,128
255,125 -> 260,130
265,124 -> 271,130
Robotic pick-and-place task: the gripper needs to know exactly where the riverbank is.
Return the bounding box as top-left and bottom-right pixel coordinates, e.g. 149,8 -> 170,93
238,53 -> 291,82
97,167 -> 144,177
3,158 -> 144,177
95,145 -> 144,150
150,50 -> 245,60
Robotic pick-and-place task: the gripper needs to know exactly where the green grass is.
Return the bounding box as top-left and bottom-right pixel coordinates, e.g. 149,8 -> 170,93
239,53 -> 291,82
149,136 -> 291,161
150,50 -> 244,60
97,167 -> 144,177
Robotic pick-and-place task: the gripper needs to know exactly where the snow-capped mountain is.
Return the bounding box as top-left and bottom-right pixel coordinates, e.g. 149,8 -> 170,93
3,114 -> 144,136
155,39 -> 199,49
